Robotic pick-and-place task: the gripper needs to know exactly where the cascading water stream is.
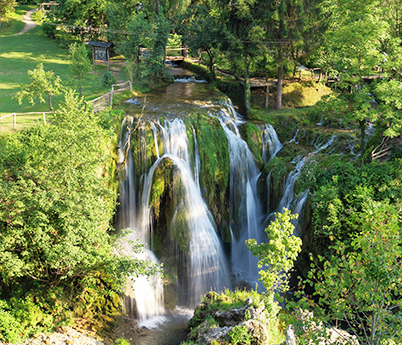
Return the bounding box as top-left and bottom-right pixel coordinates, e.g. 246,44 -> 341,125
131,118 -> 231,307
277,158 -> 306,213
261,124 -> 283,163
291,189 -> 309,236
210,106 -> 265,285
117,117 -> 165,323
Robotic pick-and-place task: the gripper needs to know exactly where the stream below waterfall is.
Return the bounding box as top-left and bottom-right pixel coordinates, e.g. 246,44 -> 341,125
115,65 -> 316,344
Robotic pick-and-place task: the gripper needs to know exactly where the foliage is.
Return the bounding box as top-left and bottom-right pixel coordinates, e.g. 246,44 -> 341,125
294,200 -> 402,345
0,0 -> 17,18
148,14 -> 171,84
373,79 -> 402,138
68,43 -> 92,96
52,0 -> 108,40
102,71 -> 116,89
42,21 -> 56,38
115,338 -> 130,345
228,324 -> 253,345
310,0 -> 402,138
106,4 -> 152,84
0,92 -> 158,341
304,159 -> 402,256
246,208 -> 302,294
14,63 -> 64,111
187,112 -> 230,232
188,288 -> 263,329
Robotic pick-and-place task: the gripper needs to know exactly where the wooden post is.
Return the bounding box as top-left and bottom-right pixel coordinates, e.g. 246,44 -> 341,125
107,48 -> 110,72
265,86 -> 269,109
92,47 -> 95,70
43,112 -> 47,125
13,113 -> 16,128
109,85 -> 113,108
129,81 -> 132,92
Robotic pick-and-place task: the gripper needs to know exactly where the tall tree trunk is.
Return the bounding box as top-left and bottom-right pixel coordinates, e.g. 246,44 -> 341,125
276,44 -> 284,110
244,53 -> 251,112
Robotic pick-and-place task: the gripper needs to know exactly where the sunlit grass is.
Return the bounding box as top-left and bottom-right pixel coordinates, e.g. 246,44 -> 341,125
0,5 -> 36,36
0,8 -> 128,131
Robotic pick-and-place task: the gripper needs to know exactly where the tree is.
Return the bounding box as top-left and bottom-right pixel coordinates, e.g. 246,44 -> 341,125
69,43 -> 92,96
15,63 -> 64,111
182,3 -> 226,76
246,208 -> 302,293
52,0 -> 108,39
107,2 -> 152,84
372,79 -> 402,138
0,91 -> 159,341
295,201 -> 402,345
0,0 -> 17,27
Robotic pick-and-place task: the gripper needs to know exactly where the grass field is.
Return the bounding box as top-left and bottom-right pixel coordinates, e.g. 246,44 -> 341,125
0,6 -> 128,131
0,5 -> 36,36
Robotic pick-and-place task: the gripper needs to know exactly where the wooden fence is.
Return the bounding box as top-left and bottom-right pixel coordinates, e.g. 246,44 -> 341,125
0,111 -> 50,129
1,80 -> 132,130
90,80 -> 132,112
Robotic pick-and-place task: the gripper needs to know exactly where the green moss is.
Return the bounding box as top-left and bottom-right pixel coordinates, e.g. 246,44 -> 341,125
168,202 -> 192,250
239,123 -> 263,169
187,112 -> 231,232
247,110 -> 299,142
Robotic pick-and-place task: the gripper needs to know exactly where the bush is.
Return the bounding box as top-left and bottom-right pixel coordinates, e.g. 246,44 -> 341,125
42,22 -> 56,39
102,71 -> 116,88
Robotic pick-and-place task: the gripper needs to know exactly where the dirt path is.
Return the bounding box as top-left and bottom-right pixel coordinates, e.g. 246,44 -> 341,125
13,8 -> 37,36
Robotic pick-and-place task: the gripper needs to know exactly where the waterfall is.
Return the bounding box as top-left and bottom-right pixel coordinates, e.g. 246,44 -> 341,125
291,189 -> 309,236
120,117 -> 230,308
118,117 -> 165,322
211,105 -> 265,285
287,129 -> 299,143
261,124 -> 283,163
119,78 -> 312,317
313,134 -> 337,154
277,158 -> 306,212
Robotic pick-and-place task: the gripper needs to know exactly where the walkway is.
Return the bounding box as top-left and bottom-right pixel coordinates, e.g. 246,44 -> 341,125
11,8 -> 37,36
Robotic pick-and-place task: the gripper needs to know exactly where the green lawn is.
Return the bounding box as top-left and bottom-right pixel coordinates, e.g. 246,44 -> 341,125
0,7 -> 129,131
0,5 -> 36,36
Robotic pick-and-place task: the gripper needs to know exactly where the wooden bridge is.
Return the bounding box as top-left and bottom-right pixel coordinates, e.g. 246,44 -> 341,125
139,45 -> 189,62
